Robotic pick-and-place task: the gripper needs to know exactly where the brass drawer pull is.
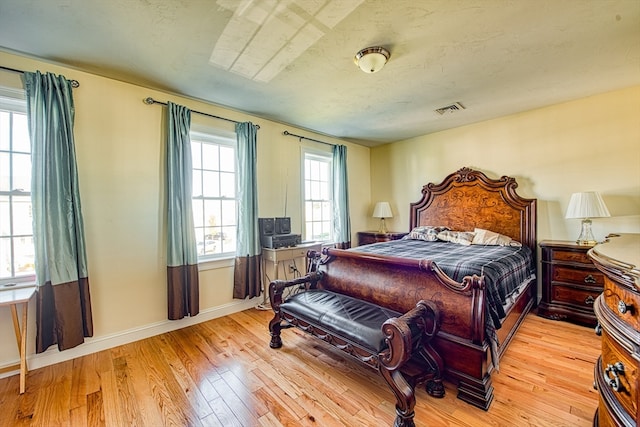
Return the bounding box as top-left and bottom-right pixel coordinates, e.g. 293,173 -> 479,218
584,295 -> 595,305
617,300 -> 632,315
604,362 -> 625,392
583,274 -> 596,284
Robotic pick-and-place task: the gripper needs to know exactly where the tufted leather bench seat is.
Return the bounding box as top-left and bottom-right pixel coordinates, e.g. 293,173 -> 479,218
281,289 -> 405,353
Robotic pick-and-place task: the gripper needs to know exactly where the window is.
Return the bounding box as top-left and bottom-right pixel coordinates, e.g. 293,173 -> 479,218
303,150 -> 333,242
191,130 -> 237,260
0,92 -> 35,284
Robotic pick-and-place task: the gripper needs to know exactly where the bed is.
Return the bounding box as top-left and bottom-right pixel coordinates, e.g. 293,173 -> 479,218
319,167 -> 537,410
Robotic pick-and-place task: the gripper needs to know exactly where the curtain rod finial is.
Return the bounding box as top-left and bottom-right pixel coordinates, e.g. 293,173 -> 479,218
143,97 -> 154,105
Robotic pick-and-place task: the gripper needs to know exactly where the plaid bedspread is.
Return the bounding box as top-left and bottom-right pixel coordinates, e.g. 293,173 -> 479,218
351,239 -> 535,327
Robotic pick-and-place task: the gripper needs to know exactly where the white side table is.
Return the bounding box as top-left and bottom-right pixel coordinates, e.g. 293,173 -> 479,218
0,285 -> 36,394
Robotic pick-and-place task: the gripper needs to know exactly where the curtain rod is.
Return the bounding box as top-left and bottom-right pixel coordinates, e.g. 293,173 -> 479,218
283,130 -> 335,147
0,65 -> 80,88
143,97 -> 260,129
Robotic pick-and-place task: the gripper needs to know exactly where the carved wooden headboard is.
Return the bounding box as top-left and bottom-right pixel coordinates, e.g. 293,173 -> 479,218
409,167 -> 537,255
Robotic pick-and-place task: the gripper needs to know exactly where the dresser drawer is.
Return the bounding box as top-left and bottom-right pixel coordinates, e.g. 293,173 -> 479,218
602,276 -> 640,333
595,358 -> 637,427
551,284 -> 600,308
552,265 -> 604,287
598,330 -> 638,421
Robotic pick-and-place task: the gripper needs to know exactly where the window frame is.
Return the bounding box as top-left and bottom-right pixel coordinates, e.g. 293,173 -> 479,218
301,148 -> 334,243
190,128 -> 238,263
0,89 -> 36,286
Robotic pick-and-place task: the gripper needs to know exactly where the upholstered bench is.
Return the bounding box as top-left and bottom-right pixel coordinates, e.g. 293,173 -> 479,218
268,254 -> 445,427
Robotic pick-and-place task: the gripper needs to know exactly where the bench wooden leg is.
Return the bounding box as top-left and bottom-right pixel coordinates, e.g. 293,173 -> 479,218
379,367 -> 416,427
268,315 -> 283,348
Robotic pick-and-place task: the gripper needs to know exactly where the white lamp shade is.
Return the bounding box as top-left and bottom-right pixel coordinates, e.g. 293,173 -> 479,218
565,192 -> 611,219
372,202 -> 393,218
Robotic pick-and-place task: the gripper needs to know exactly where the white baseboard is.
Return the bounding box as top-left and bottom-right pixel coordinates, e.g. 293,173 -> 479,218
0,297 -> 261,379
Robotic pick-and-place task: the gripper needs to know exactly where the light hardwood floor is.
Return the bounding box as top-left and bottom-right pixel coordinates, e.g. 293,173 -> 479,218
0,309 -> 600,426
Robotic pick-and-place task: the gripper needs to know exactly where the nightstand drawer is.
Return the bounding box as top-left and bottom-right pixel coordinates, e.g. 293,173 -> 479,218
551,266 -> 604,287
539,240 -> 602,327
550,248 -> 592,265
357,231 -> 407,246
551,284 -> 600,308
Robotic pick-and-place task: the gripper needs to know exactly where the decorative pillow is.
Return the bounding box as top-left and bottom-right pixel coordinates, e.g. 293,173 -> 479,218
436,230 -> 475,246
472,228 -> 522,247
405,226 -> 450,242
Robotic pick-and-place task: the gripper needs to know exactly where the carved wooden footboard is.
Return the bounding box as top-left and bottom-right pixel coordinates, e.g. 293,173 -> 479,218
311,247 -> 498,410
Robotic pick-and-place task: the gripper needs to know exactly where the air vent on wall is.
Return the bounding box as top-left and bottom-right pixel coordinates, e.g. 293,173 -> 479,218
434,102 -> 466,115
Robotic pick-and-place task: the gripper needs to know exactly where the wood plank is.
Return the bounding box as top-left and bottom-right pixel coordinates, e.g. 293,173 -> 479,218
207,396 -> 244,427
154,332 -> 214,421
123,341 -> 167,427
111,354 -> 145,426
31,379 -> 72,426
134,335 -> 203,427
85,390 -> 105,427
210,376 -> 260,426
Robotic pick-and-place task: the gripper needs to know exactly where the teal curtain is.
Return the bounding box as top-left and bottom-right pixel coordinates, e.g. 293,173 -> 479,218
332,144 -> 351,249
24,71 -> 93,353
233,122 -> 261,299
166,101 -> 199,319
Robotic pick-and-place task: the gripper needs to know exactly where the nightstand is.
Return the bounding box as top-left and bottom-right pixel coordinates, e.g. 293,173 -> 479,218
538,240 -> 605,327
357,231 -> 407,246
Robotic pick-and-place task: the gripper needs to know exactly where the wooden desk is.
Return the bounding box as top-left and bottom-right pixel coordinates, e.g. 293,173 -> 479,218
0,285 -> 36,394
260,242 -> 322,308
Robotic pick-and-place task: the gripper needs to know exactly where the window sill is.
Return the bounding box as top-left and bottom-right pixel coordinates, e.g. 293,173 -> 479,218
0,279 -> 37,290
198,256 -> 235,271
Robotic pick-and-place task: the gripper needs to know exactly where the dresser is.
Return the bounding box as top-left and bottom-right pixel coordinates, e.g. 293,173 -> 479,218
538,240 -> 604,327
589,234 -> 639,427
357,231 -> 407,246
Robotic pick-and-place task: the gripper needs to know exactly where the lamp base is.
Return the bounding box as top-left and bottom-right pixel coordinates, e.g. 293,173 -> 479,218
378,218 -> 388,234
575,218 -> 597,246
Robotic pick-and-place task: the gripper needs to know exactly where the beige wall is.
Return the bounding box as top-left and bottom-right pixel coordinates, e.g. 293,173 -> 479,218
0,51 -> 371,370
369,86 -> 640,243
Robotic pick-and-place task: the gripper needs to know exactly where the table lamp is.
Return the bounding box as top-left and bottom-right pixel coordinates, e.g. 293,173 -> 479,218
565,191 -> 610,246
372,202 -> 393,234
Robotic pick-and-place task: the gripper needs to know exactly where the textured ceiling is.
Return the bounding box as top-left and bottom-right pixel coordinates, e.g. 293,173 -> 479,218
0,0 -> 638,147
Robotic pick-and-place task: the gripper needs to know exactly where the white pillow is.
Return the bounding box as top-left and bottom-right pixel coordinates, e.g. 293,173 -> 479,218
405,226 -> 450,242
437,230 -> 475,246
472,228 -> 522,247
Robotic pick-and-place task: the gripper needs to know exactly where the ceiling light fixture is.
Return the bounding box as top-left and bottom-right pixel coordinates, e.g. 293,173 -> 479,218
354,46 -> 390,73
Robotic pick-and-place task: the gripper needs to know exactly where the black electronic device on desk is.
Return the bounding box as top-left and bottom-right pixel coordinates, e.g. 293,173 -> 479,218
259,217 -> 301,249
